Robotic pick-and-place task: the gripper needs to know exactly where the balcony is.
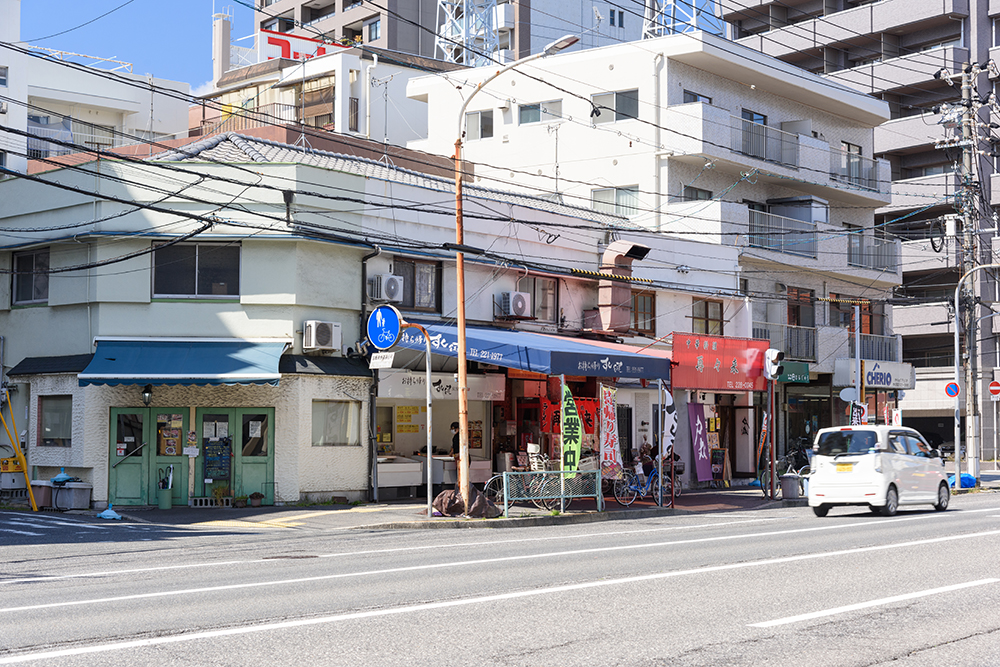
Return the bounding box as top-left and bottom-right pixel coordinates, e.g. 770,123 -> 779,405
27,125 -> 118,157
830,46 -> 970,95
848,234 -> 899,272
893,303 -> 954,338
752,321 -> 817,361
199,102 -> 298,137
849,333 -> 900,362
830,149 -> 880,192
875,113 -> 949,154
748,209 -> 817,258
880,171 -> 959,213
730,115 -> 799,168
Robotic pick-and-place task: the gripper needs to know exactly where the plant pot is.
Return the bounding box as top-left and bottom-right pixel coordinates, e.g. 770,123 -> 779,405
250,498 -> 262,507
234,499 -> 247,508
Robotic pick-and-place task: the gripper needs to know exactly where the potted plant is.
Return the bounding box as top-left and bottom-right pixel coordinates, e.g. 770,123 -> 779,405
233,495 -> 248,508
249,491 -> 265,507
212,485 -> 232,508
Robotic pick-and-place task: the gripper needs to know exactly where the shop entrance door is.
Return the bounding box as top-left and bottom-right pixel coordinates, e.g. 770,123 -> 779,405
108,408 -> 190,506
195,408 -> 275,504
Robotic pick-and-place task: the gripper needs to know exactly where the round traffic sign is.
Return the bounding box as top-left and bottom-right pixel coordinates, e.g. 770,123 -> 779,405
990,381 -> 1000,397
945,382 -> 961,398
366,305 -> 402,351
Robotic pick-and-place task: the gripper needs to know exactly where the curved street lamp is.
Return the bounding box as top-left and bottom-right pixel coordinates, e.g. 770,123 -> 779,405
453,35 -> 580,511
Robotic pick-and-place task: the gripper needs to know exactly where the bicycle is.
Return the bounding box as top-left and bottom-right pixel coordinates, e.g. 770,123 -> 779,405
483,449 -> 567,511
758,450 -> 810,500
613,464 -> 677,507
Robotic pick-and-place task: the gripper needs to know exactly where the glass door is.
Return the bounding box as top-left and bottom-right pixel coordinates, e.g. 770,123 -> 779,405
150,410 -> 189,507
109,409 -> 149,506
235,409 -> 274,504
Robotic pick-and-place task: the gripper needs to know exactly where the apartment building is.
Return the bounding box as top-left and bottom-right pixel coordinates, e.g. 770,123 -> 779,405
722,0 -> 996,461
253,0 -> 641,64
407,30 -> 906,472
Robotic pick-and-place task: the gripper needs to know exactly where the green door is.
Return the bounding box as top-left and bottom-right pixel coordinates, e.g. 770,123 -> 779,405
109,408 -> 190,506
149,410 -> 190,507
195,408 -> 274,504
109,409 -> 150,506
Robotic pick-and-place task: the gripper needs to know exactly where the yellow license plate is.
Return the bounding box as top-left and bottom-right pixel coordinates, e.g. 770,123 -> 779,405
836,463 -> 853,472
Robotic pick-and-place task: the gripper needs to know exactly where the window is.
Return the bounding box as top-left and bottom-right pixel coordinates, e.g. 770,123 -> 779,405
692,299 -> 724,335
787,287 -> 814,327
0,66 -> 7,87
632,290 -> 655,335
12,248 -> 49,305
592,186 -> 639,217
0,151 -> 5,172
39,396 -> 72,447
829,294 -> 879,333
609,6 -> 615,26
592,89 -> 639,124
683,90 -> 711,104
465,110 -> 494,141
393,258 -> 441,311
518,100 -> 561,124
682,185 -> 712,201
312,400 -> 361,446
368,19 -> 381,41
153,243 -> 240,297
520,276 -> 557,322
742,109 -> 766,125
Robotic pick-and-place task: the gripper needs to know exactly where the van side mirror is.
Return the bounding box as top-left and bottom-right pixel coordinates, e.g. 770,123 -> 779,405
930,448 -> 942,459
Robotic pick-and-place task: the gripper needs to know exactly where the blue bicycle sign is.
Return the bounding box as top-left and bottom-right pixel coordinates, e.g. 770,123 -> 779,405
367,305 -> 402,350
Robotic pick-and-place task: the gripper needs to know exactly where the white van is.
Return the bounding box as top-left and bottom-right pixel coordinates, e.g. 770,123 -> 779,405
808,425 -> 950,517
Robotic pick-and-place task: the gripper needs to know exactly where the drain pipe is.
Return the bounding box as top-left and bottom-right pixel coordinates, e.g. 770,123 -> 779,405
360,245 -> 382,502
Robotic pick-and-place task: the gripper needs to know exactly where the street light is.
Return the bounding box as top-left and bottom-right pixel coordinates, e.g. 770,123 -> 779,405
453,34 -> 579,511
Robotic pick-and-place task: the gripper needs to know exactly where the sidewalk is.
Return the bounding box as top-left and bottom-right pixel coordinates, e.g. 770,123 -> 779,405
31,468 -> 1000,531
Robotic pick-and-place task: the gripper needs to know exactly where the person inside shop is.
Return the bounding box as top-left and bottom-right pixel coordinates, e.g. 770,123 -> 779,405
450,422 -> 460,457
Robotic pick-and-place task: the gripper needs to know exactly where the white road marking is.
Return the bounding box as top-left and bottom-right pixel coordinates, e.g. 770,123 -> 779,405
750,579 -> 1000,627
0,561 -> 254,586
3,529 -> 1000,664
0,529 -> 41,536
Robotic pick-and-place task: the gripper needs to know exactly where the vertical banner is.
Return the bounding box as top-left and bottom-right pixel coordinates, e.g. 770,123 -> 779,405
660,387 -> 678,456
755,410 -> 769,471
688,404 -> 713,482
599,385 -> 623,479
561,380 -> 583,478
850,402 -> 865,425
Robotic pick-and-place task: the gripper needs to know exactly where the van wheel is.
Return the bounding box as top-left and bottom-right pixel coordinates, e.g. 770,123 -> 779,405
881,486 -> 899,516
934,483 -> 950,511
813,504 -> 830,517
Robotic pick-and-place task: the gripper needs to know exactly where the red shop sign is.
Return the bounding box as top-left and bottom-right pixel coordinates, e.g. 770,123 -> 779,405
671,332 -> 768,392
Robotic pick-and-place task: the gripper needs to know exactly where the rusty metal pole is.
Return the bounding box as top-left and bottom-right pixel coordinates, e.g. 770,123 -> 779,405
455,138 -> 471,512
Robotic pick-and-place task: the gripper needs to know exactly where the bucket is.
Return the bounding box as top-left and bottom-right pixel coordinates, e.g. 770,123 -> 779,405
780,474 -> 800,499
158,487 -> 173,510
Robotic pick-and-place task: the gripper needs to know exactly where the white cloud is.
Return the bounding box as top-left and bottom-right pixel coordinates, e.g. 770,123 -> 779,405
190,80 -> 215,98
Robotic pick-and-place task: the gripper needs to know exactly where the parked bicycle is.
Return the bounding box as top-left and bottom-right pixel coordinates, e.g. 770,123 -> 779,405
484,447 -> 564,511
613,463 -> 677,507
758,447 -> 810,500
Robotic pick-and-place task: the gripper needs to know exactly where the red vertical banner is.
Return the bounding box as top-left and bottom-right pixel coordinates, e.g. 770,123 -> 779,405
576,399 -> 598,435
599,385 -> 623,479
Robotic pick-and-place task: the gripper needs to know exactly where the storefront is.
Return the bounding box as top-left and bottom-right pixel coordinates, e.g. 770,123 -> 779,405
670,332 -> 769,483
11,339 -> 374,508
389,322 -> 673,483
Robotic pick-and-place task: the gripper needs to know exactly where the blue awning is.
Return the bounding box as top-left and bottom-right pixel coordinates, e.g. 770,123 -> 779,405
392,324 -> 671,380
78,339 -> 289,387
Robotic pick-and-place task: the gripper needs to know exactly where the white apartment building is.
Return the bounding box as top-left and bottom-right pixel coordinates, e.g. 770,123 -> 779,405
0,0 -> 189,176
722,0 -> 998,463
407,30 -> 907,463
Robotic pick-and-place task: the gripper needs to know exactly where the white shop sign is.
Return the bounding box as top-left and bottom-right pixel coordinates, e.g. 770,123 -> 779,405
833,359 -> 915,390
378,370 -> 505,401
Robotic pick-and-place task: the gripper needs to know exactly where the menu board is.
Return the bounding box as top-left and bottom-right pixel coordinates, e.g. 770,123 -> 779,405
204,438 -> 232,480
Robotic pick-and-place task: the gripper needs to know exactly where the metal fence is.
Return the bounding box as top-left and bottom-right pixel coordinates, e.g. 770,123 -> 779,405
849,333 -> 899,362
498,469 -> 603,517
830,149 -> 880,191
730,116 -> 799,167
748,209 -> 818,258
752,321 -> 817,361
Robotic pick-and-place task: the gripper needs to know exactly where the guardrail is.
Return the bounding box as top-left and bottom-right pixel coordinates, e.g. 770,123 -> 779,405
830,149 -> 880,191
497,469 -> 602,517
752,321 -> 817,361
730,116 -> 799,167
849,333 -> 899,362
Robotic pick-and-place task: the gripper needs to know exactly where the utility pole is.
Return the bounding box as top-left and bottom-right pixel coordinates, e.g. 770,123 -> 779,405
961,63 -> 980,480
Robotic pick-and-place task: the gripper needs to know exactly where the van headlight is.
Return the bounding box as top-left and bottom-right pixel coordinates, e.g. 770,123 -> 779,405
873,452 -> 882,473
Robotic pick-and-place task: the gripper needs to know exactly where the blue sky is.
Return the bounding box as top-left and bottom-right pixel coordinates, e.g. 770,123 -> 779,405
20,0 -> 255,93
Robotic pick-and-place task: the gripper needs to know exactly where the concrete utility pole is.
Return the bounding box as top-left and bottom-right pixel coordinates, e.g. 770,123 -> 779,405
961,63 -> 980,480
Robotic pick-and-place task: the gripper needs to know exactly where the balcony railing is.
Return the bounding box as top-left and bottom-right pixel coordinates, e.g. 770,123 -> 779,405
849,333 -> 899,362
752,321 -> 817,361
730,116 -> 799,168
748,209 -> 817,258
199,102 -> 298,137
27,126 -> 118,157
830,149 -> 880,191
848,234 -> 898,272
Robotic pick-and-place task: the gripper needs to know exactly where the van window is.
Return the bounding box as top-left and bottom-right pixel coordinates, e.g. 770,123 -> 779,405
816,430 -> 877,456
905,435 -> 930,457
888,434 -> 907,454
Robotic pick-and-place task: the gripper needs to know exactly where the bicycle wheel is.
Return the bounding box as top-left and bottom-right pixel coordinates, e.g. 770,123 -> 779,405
483,475 -> 505,506
614,472 -> 639,506
649,477 -> 673,507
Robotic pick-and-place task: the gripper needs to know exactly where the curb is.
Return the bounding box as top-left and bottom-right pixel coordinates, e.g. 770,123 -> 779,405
352,506 -> 695,530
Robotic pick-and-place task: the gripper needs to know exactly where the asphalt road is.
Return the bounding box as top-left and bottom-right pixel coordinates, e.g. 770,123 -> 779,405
2,495 -> 1000,666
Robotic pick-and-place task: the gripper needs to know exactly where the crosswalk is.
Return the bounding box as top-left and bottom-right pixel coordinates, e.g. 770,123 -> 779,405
0,510 -> 148,538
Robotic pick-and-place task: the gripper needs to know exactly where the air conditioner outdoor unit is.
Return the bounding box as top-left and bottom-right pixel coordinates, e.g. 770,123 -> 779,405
501,291 -> 531,317
303,320 -> 342,352
372,274 -> 404,302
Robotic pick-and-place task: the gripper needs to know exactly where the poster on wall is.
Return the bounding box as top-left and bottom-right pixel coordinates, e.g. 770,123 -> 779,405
599,385 -> 624,479
688,404 -> 713,482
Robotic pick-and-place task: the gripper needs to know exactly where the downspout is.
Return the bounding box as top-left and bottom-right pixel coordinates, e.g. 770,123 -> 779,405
653,52 -> 664,232
361,245 -> 382,501
366,53 -> 378,140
